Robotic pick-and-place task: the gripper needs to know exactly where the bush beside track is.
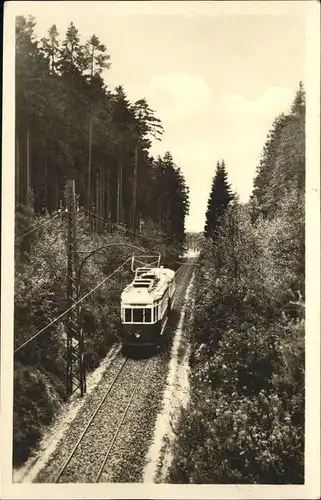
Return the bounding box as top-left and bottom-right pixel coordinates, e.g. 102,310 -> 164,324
168,198 -> 305,484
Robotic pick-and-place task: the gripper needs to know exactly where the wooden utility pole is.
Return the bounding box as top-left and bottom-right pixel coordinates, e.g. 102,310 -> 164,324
66,180 -> 86,397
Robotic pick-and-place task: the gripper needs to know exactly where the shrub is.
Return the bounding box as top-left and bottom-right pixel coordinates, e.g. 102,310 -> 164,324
169,387 -> 303,484
13,363 -> 64,465
169,200 -> 304,484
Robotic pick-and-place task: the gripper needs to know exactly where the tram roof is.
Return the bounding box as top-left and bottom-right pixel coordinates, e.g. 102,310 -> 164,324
121,266 -> 174,304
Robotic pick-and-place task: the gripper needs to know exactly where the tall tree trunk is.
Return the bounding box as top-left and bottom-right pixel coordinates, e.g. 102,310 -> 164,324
107,167 -> 110,218
167,199 -> 171,237
97,168 -> 101,233
116,165 -> 120,225
100,166 -> 104,222
87,109 -> 93,215
107,167 -> 111,232
132,145 -> 138,231
99,166 -> 104,232
120,152 -> 123,224
128,198 -> 132,232
117,150 -> 122,225
16,132 -> 20,205
44,154 -> 48,210
137,211 -> 141,233
158,200 -> 162,233
95,172 -> 99,232
26,125 -> 30,208
55,176 -> 59,211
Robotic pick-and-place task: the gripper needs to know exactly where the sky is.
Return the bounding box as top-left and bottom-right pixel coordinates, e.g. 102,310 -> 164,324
11,1 -> 307,231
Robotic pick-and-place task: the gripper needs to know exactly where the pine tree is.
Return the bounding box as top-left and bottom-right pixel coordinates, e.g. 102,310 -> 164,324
251,82 -> 305,220
290,81 -> 305,116
14,15 -> 189,241
204,160 -> 234,239
40,24 -> 60,73
57,22 -> 85,77
16,15 -> 51,209
82,34 -> 111,218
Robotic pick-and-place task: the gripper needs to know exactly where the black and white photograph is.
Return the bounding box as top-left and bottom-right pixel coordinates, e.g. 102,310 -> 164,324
1,1 -> 320,498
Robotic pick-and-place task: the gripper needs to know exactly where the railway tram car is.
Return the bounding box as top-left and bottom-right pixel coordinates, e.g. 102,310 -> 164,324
120,266 -> 176,351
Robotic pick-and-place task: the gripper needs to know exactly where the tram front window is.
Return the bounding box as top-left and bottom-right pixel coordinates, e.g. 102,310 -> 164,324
145,308 -> 151,322
125,309 -> 132,322
133,308 -> 144,322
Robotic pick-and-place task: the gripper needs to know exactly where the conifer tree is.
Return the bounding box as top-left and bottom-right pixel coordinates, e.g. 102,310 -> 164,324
251,82 -> 305,220
15,15 -> 189,239
204,160 -> 234,239
40,24 -> 60,73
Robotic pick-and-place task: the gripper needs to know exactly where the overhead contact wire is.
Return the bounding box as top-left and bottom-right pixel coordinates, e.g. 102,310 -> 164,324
14,257 -> 132,353
15,213 -> 61,242
83,209 -> 174,244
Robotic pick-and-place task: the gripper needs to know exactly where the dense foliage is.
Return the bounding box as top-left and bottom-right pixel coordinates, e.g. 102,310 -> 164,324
168,84 -> 305,484
185,232 -> 205,252
204,160 -> 234,240
14,16 -> 189,467
15,15 -> 189,249
250,81 -> 305,220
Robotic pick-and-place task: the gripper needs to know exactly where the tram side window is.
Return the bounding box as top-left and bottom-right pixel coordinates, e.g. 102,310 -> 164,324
154,305 -> 158,322
133,308 -> 144,322
145,308 -> 151,323
125,309 -> 132,322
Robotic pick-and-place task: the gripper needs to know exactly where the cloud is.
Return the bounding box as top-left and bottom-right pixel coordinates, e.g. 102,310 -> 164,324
221,86 -> 294,125
139,84 -> 296,231
128,72 -> 212,121
208,86 -> 295,196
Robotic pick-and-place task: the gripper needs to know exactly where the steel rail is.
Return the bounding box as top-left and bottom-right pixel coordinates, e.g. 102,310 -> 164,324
54,353 -> 127,483
95,358 -> 151,483
54,261 -> 191,483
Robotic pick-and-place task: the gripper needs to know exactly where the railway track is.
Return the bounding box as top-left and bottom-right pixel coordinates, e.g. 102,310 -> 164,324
95,358 -> 151,482
54,263 -> 191,483
54,355 -> 151,483
172,259 -> 196,310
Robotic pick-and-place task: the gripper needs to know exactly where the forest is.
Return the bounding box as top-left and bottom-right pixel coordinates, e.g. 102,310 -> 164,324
168,84 -> 305,484
14,16 -> 189,466
15,15 -> 189,238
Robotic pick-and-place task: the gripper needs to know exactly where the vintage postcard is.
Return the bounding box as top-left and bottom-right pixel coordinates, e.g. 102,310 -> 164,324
1,1 -> 320,499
